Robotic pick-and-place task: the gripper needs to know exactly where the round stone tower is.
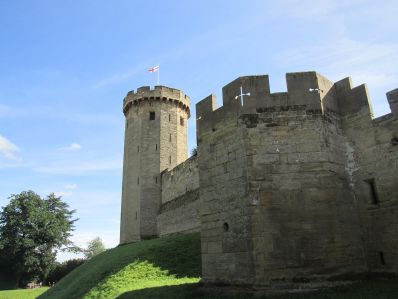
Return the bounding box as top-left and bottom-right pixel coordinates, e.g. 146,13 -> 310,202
120,85 -> 191,244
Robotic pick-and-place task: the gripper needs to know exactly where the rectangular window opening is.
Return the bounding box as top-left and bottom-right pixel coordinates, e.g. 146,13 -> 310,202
180,117 -> 184,126
169,134 -> 172,142
137,177 -> 140,185
169,114 -> 171,122
365,178 -> 379,205
137,145 -> 140,152
379,251 -> 386,265
149,111 -> 155,120
135,211 -> 137,220
155,176 -> 158,184
155,144 -> 157,151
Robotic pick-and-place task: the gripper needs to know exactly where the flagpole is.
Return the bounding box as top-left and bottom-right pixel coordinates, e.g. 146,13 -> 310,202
157,67 -> 160,85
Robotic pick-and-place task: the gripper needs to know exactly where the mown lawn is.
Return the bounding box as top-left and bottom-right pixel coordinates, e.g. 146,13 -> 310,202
0,287 -> 48,299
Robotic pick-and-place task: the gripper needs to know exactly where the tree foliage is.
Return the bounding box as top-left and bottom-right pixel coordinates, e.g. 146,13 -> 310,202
190,147 -> 197,157
84,237 -> 106,259
0,191 -> 77,287
46,258 -> 85,284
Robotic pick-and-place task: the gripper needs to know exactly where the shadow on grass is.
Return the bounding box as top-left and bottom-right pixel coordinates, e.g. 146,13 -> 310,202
0,278 -> 15,290
115,278 -> 398,299
115,283 -> 243,299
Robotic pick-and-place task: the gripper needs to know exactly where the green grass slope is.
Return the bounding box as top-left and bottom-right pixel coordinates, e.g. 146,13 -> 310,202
38,233 -> 201,299
0,287 -> 48,299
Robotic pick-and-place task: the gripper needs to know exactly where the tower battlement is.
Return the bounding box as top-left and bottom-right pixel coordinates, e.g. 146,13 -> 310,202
196,71 -> 385,136
123,85 -> 191,117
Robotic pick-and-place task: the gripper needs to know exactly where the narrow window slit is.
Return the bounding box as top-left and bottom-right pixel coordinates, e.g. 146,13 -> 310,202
365,178 -> 379,205
380,252 -> 386,265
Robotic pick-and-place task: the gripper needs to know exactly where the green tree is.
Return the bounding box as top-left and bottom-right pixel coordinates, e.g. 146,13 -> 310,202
84,237 -> 106,259
47,258 -> 85,283
0,191 -> 77,287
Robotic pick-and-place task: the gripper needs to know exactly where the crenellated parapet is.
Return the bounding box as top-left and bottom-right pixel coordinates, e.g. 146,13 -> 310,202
196,72 -> 339,136
123,85 -> 191,117
195,71 -> 397,137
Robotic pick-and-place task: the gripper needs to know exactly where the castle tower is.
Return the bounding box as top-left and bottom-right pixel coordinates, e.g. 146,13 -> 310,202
120,86 -> 190,244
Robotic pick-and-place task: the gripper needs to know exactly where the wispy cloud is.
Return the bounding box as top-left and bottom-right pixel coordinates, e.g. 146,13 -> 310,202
54,184 -> 78,198
0,134 -> 21,160
277,38 -> 398,84
54,190 -> 73,198
0,104 -> 16,118
92,65 -> 146,89
274,36 -> 398,116
60,143 -> 82,151
65,184 -> 78,190
35,158 -> 122,175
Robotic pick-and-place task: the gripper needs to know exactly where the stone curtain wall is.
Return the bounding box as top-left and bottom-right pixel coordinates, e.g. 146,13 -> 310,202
157,189 -> 200,236
336,80 -> 398,271
161,155 -> 199,204
157,156 -> 200,236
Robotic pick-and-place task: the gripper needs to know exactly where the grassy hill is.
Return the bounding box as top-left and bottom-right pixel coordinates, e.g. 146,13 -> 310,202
38,233 -> 201,299
36,232 -> 398,299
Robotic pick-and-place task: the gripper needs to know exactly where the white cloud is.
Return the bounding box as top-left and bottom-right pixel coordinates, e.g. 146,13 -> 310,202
93,65 -> 145,89
65,184 -> 78,190
61,143 -> 82,151
54,191 -> 73,198
0,134 -> 20,160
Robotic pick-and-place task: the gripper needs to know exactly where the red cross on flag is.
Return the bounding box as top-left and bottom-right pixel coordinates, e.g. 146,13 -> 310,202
148,65 -> 159,73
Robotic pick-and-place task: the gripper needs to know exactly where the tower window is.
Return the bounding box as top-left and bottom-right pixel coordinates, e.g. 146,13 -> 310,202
149,111 -> 155,120
155,176 -> 158,184
155,144 -> 157,151
169,114 -> 171,122
180,117 -> 184,126
169,134 -> 172,142
135,211 -> 137,220
392,136 -> 398,146
137,177 -> 140,185
137,145 -> 139,152
365,178 -> 379,205
380,251 -> 386,265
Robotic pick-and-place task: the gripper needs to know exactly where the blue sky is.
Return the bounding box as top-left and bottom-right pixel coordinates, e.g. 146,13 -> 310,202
0,0 -> 397,261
